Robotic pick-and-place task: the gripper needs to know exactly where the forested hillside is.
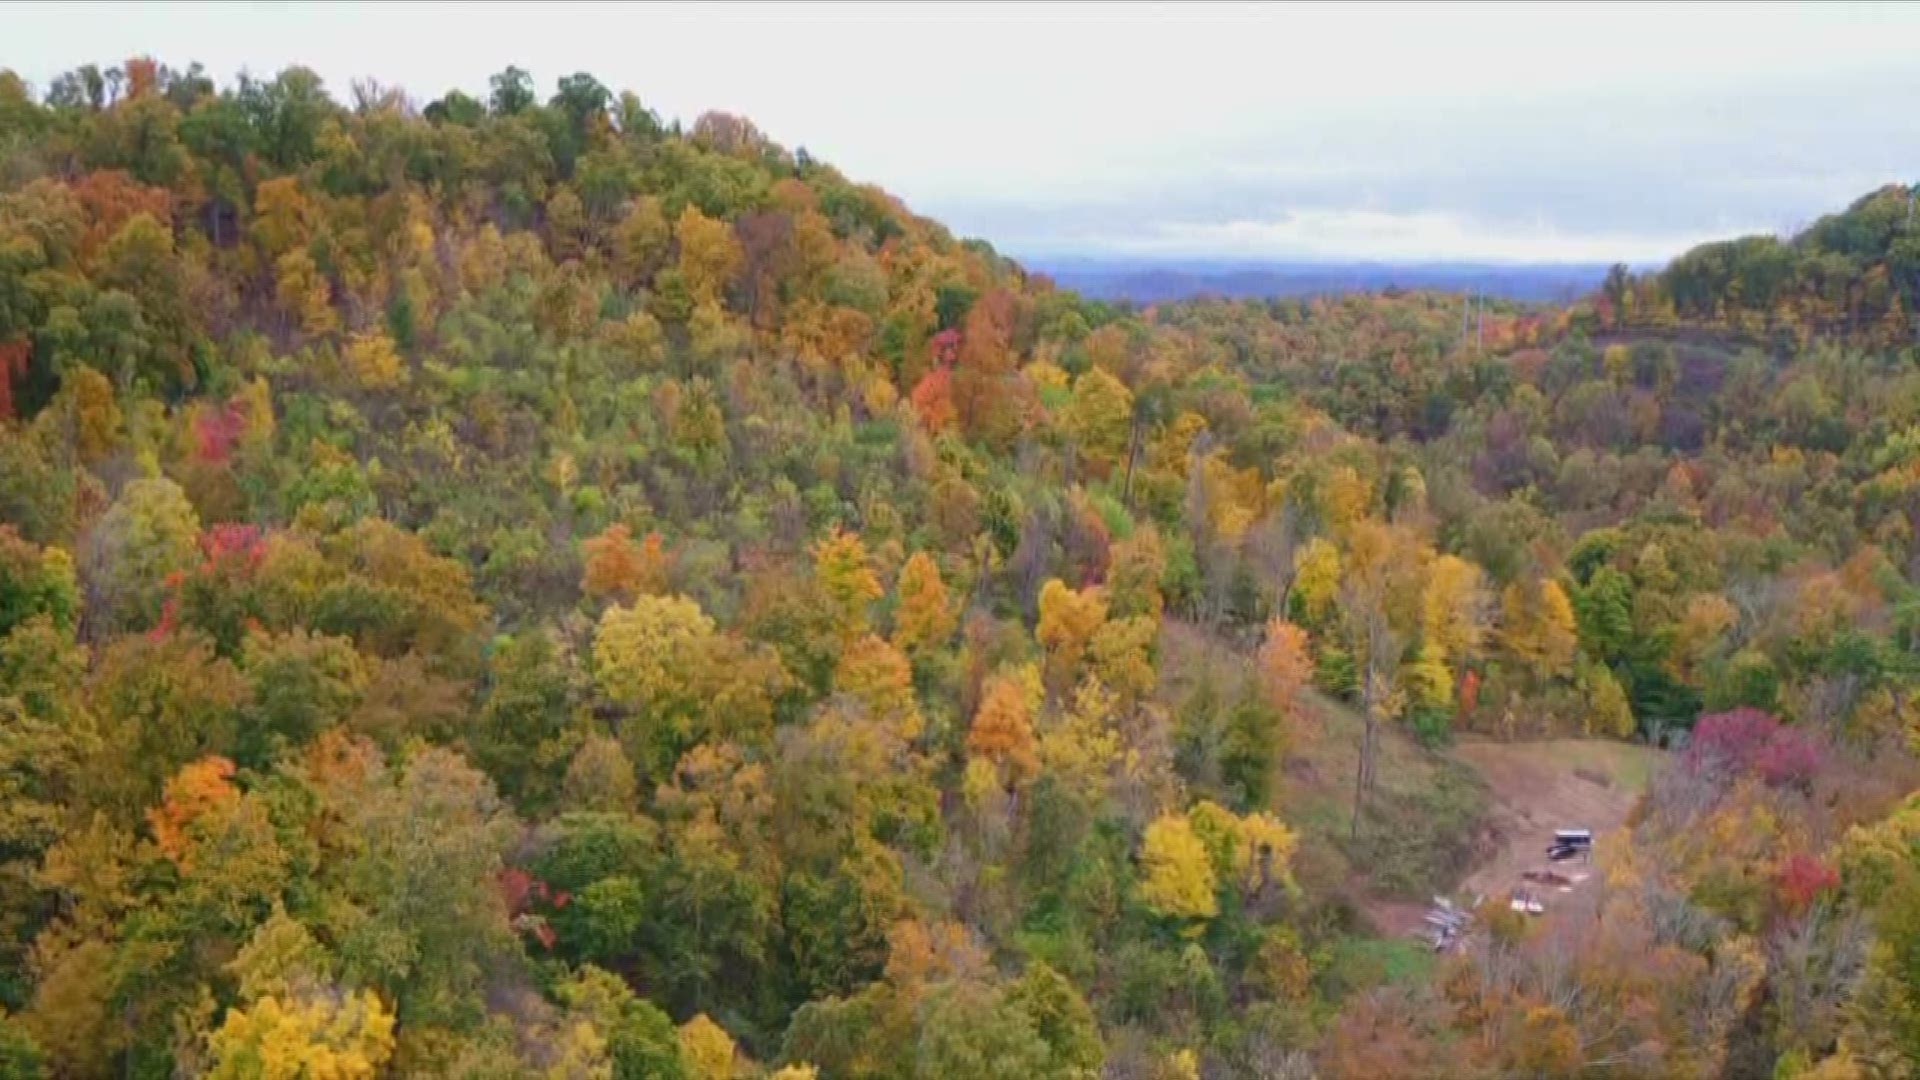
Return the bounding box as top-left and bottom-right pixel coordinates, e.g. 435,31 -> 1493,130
1,59 -> 1918,1078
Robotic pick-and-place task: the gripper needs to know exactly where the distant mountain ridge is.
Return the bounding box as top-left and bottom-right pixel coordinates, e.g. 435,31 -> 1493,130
1032,258 -> 1620,305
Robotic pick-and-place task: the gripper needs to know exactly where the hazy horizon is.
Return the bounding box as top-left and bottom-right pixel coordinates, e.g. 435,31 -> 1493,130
8,1 -> 1918,266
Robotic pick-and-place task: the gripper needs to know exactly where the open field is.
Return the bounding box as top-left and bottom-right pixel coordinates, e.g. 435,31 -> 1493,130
1451,738 -> 1665,902
1278,696 -> 1666,937
1278,692 -> 1488,916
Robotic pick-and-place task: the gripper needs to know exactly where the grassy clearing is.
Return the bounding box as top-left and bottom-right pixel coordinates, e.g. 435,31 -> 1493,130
1321,936 -> 1439,994
1278,691 -> 1490,902
1531,738 -> 1661,794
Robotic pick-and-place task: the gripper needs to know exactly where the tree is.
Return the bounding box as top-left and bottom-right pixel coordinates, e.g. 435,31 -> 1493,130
677,1013 -> 739,1080
1291,539 -> 1341,626
0,529 -> 77,636
239,629 -> 367,766
1851,859 -> 1920,1071
1087,615 -> 1157,706
1106,527 -> 1166,621
147,754 -> 239,867
674,207 -> 742,307
613,198 -> 672,288
891,551 -> 956,657
91,629 -> 252,815
1006,962 -> 1104,1080
582,524 -> 670,603
967,673 -> 1039,788
1501,576 -> 1579,681
556,966 -> 688,1080
205,990 -> 396,1079
813,529 -> 883,642
1574,566 -> 1635,662
834,634 -> 922,737
593,594 -> 717,710
64,366 -> 123,463
311,742 -> 520,1026
88,476 -> 201,629
0,1014 -> 44,1080
1421,554 -> 1486,665
1257,618 -> 1312,718
914,981 -> 1055,1080
488,66 -> 536,116
1338,521 -> 1421,835
1138,812 -> 1217,924
950,289 -> 1022,444
473,630 -> 576,810
1037,579 -> 1107,690
275,248 -> 337,335
1065,367 -> 1133,474
1580,659 -> 1636,738
342,330 -> 405,390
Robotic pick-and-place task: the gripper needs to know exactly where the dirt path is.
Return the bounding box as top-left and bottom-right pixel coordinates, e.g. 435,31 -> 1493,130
1450,739 -> 1662,903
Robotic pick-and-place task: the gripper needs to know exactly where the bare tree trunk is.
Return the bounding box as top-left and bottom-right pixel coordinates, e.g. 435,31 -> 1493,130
1351,706 -> 1373,840
1122,415 -> 1143,507
1351,612 -> 1396,838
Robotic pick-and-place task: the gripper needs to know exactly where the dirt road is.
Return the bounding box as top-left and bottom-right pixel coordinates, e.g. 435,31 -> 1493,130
1451,740 -> 1663,903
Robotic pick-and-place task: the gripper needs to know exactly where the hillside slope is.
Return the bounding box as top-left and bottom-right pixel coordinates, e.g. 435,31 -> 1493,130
0,59 -> 1917,1078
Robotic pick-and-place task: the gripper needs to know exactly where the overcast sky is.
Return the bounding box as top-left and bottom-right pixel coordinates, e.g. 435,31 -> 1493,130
9,1 -> 1920,265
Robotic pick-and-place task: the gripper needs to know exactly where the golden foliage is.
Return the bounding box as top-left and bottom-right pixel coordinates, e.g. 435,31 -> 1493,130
1138,812 -> 1218,924
1037,578 -> 1108,686
892,550 -> 956,655
678,1013 -> 740,1080
813,528 -> 884,640
206,990 -> 397,1080
966,673 -> 1039,786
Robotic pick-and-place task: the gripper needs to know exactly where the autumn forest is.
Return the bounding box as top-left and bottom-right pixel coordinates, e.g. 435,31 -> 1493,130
1,59 -> 1919,1078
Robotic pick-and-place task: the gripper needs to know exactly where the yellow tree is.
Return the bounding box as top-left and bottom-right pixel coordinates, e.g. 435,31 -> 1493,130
892,551 -> 956,656
1500,577 -> 1579,681
1087,615 -> 1158,706
1291,539 -> 1342,626
275,249 -> 337,335
1138,812 -> 1218,924
1404,643 -> 1455,718
678,1013 -> 740,1080
251,176 -> 316,260
1669,592 -> 1737,686
813,528 -> 884,643
834,634 -> 923,739
1065,367 -> 1133,474
592,594 -> 717,709
1319,465 -> 1373,538
1036,579 -> 1107,690
342,330 -> 405,390
1039,678 -> 1124,806
1339,520 -> 1425,836
613,196 -> 671,287
674,206 -> 742,307
1422,553 -> 1487,666
1235,812 -> 1300,895
205,991 -> 397,1080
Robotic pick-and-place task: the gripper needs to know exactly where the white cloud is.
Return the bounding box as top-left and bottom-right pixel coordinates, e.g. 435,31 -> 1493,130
6,1 -> 1917,262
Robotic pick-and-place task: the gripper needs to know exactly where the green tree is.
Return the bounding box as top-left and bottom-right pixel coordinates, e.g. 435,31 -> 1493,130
88,476 -> 201,630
